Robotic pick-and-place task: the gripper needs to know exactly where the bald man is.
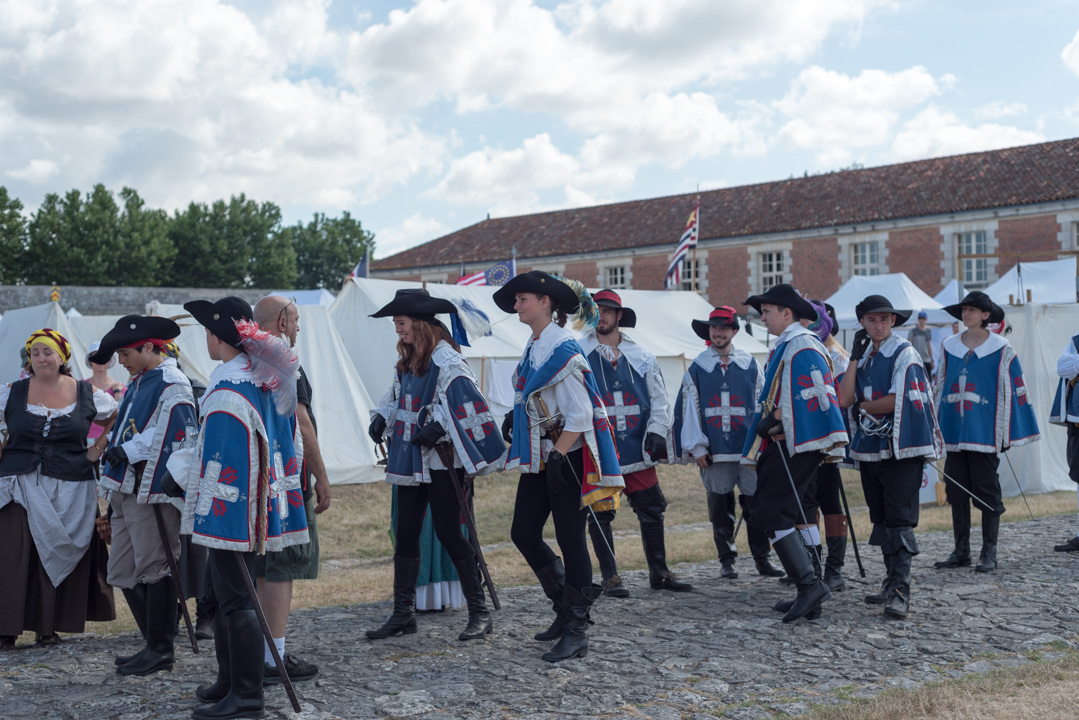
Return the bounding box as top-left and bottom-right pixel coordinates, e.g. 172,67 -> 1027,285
251,295 -> 331,685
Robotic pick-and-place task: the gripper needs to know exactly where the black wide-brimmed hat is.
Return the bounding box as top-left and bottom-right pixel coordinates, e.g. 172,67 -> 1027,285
744,283 -> 817,321
370,288 -> 457,322
184,297 -> 254,349
493,270 -> 580,315
944,290 -> 1005,324
692,306 -> 740,340
854,294 -> 912,327
89,314 -> 181,364
592,289 -> 636,328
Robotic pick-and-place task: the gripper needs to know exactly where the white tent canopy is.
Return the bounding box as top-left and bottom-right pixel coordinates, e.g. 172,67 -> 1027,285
933,278 -> 966,307
141,302 -> 380,485
330,277 -> 769,416
992,302 -> 1078,496
0,303 -> 92,383
984,258 -> 1078,306
827,272 -> 954,329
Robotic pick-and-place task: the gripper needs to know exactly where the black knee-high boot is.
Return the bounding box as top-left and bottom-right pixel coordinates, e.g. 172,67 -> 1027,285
452,557 -> 492,640
196,612 -> 230,703
116,578 -> 176,676
706,491 -> 738,577
533,558 -> 566,641
741,494 -> 783,576
541,584 -> 602,663
588,511 -> 627,597
935,502 -> 972,568
822,514 -> 848,591
115,583 -> 149,666
771,533 -> 830,623
193,610 -> 264,720
366,555 -> 421,639
975,512 -> 1000,573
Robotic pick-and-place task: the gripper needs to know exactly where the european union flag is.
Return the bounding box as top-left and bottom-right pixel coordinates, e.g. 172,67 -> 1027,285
484,258 -> 516,286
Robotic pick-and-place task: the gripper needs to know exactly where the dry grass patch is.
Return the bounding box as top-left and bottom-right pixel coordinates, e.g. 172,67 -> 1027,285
811,652 -> 1079,720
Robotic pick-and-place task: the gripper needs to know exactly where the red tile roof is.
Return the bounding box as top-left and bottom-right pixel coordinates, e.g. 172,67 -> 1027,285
374,137 -> 1079,271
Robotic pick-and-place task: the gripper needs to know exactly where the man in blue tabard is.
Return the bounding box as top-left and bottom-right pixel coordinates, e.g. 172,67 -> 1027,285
673,306 -> 783,580
1050,329 -> 1079,553
933,291 -> 1040,573
741,284 -> 849,623
578,290 -> 692,595
166,296 -> 309,720
838,295 -> 943,619
94,315 -> 197,677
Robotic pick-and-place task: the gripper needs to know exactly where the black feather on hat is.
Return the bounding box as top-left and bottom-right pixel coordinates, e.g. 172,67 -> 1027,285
184,297 -> 254,349
89,315 -> 181,364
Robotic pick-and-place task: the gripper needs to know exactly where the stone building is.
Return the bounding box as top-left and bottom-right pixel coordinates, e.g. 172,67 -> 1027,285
371,138 -> 1079,309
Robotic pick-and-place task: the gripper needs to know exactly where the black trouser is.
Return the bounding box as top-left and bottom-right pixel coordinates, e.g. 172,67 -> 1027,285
395,469 -> 475,562
511,449 -> 591,592
816,462 -> 843,517
207,549 -> 257,617
860,457 -> 924,533
943,450 -> 1005,516
752,443 -> 822,535
1068,425 -> 1079,483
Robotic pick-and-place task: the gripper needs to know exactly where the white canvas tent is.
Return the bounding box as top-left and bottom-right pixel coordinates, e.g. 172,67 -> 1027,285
827,273 -> 953,329
0,303 -> 92,383
990,302 -> 1078,496
330,277 -> 769,416
934,278 -> 966,307
141,302 -> 380,485
984,258 -> 1078,307
67,313 -> 133,385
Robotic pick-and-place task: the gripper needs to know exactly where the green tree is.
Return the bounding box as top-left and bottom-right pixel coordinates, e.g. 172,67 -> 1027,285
289,211 -> 374,289
25,185 -> 124,286
0,187 -> 28,284
116,187 -> 175,286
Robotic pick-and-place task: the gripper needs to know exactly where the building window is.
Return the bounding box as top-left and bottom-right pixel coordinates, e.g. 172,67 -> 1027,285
606,265 -> 627,289
679,257 -> 700,291
852,241 -> 879,276
957,231 -> 988,286
760,251 -> 784,291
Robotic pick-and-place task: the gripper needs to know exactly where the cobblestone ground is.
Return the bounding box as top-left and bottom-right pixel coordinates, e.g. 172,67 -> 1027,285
3,513 -> 1079,720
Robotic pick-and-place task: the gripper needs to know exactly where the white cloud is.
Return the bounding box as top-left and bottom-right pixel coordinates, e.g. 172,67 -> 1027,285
774,66 -> 951,166
374,213 -> 448,258
974,101 -> 1028,120
0,0 -> 447,217
5,159 -> 59,183
891,106 -> 1045,161
1063,29 -> 1079,76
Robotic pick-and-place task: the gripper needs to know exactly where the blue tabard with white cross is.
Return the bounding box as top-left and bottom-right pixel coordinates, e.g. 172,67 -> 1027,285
181,379 -> 308,553
673,354 -> 757,462
742,327 -> 848,463
935,333 -> 1040,452
1050,334 -> 1079,425
586,349 -> 652,471
850,334 -> 940,461
436,357 -> 507,476
100,361 -> 197,508
385,366 -> 441,485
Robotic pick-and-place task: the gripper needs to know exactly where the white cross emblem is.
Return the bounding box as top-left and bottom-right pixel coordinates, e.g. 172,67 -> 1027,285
195,459 -> 240,517
171,424 -> 198,453
270,450 -> 303,520
945,371 -> 984,417
908,381 -> 929,410
396,393 -> 420,442
605,390 -> 641,432
1014,379 -> 1028,404
704,391 -> 746,432
457,401 -> 490,441
799,367 -> 836,412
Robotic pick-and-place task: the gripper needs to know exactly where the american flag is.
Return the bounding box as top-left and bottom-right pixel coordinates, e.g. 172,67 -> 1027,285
457,258 -> 516,286
665,202 -> 699,290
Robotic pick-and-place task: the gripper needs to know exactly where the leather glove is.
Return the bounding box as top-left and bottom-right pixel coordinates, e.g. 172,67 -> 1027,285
103,445 -> 128,468
160,470 -> 184,499
850,329 -> 871,362
411,421 -> 446,448
545,450 -> 568,493
501,411 -> 514,443
644,432 -> 668,462
368,415 -> 387,444
850,400 -> 864,419
756,412 -> 784,439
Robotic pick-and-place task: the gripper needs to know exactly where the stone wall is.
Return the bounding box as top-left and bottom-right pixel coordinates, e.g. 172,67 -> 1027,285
0,285 -> 269,316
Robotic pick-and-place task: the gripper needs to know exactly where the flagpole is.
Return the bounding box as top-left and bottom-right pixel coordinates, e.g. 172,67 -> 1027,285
692,192 -> 700,294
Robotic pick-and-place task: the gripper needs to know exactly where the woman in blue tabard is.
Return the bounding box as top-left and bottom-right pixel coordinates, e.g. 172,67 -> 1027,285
366,289 -> 505,642
494,271 -> 625,663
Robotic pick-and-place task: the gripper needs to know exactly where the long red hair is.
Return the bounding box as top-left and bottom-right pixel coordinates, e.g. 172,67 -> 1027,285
395,319 -> 460,376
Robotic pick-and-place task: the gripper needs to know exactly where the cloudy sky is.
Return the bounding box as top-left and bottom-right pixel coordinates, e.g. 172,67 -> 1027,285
2,0 -> 1077,259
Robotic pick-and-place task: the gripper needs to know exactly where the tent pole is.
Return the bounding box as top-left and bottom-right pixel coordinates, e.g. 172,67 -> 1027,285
480,357 -> 486,394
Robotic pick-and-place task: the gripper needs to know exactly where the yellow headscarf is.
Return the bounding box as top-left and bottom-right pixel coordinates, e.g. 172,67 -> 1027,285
25,328 -> 72,365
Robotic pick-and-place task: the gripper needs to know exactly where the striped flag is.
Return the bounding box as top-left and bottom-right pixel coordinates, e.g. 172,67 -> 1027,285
350,248 -> 370,278
457,258 -> 517,286
665,202 -> 699,289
